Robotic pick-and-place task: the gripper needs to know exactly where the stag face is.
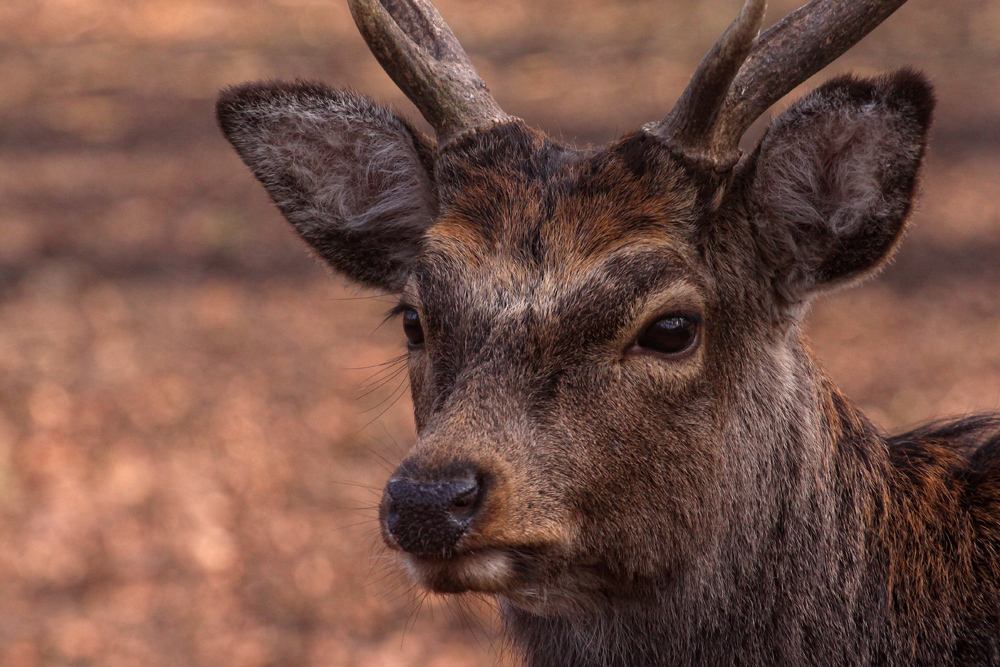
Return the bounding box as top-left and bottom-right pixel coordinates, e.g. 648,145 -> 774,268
384,126 -> 734,607
218,0 -> 934,616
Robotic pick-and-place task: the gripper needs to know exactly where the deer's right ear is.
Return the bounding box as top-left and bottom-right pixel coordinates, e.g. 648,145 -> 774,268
217,81 -> 438,291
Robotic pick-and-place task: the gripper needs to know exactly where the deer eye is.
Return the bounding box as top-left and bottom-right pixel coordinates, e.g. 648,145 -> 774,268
402,309 -> 425,348
635,315 -> 699,356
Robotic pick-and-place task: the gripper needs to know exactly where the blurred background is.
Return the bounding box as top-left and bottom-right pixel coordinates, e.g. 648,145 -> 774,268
1,0 -> 999,665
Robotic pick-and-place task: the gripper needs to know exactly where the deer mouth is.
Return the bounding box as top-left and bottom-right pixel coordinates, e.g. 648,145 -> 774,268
400,545 -> 614,617
399,548 -> 517,594
379,466 -> 573,596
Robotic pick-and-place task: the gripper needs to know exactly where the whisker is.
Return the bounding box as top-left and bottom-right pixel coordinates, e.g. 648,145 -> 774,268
329,480 -> 383,492
358,376 -> 409,415
356,366 -> 408,402
342,354 -> 408,371
356,380 -> 409,432
332,518 -> 380,531
379,421 -> 408,459
344,433 -> 399,474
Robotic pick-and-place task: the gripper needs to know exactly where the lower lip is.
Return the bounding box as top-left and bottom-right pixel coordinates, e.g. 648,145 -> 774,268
401,548 -> 515,594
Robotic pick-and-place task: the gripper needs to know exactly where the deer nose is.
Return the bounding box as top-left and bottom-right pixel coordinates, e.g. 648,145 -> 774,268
384,475 -> 483,557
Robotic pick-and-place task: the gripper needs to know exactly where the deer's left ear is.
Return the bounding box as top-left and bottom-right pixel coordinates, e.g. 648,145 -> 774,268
745,69 -> 934,305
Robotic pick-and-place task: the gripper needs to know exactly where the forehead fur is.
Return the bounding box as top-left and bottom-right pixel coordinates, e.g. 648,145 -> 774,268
424,121 -> 703,277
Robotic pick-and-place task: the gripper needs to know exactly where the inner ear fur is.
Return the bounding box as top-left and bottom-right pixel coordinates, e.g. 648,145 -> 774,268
217,81 -> 438,291
746,69 -> 935,306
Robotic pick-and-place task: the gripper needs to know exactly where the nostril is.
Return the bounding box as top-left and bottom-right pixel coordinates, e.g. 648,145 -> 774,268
449,480 -> 480,513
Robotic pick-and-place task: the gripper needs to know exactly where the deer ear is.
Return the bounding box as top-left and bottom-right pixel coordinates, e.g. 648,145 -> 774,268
747,69 -> 934,305
217,81 -> 438,291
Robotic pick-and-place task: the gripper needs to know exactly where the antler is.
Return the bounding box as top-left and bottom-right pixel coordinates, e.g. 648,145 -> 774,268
349,0 -> 510,146
649,0 -> 911,166
648,0 -> 766,166
711,0 -> 909,153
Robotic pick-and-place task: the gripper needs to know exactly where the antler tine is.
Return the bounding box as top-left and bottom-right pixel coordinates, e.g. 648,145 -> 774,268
349,0 -> 510,146
648,0 -> 767,165
711,0 -> 909,155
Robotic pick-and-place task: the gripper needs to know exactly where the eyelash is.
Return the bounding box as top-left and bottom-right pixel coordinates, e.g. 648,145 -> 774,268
385,301 -> 424,327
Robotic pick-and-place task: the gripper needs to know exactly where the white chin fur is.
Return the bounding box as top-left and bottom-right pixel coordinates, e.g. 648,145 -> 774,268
401,549 -> 514,593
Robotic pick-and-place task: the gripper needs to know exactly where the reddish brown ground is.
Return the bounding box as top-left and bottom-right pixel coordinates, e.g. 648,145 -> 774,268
1,0 -> 999,665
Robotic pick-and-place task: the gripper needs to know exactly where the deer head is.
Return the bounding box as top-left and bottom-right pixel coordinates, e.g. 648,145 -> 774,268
218,0 -> 932,621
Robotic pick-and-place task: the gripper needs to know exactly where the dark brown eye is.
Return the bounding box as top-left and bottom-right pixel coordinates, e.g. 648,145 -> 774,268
402,309 -> 424,347
635,315 -> 699,356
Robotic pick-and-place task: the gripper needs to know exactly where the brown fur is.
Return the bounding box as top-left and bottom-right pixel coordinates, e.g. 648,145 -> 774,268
218,58 -> 1000,666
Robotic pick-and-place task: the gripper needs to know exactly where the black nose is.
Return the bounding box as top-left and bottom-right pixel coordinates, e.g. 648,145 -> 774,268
384,475 -> 483,556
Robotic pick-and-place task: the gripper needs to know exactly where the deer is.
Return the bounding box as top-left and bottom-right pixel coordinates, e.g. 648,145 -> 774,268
216,0 -> 1000,664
